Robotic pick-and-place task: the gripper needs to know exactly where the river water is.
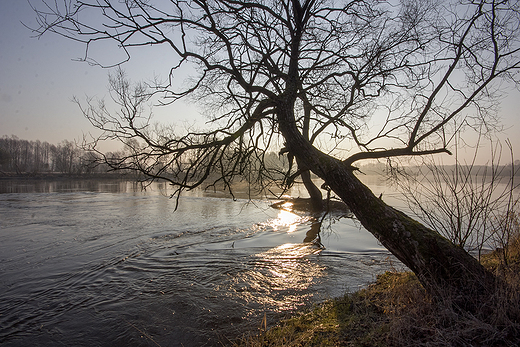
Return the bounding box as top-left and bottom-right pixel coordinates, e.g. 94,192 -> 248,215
0,178 -> 400,346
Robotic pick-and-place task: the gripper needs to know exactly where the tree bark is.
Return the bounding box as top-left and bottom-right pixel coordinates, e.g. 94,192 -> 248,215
277,103 -> 496,309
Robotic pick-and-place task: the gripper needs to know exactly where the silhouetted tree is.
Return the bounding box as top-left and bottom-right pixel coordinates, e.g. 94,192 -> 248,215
33,0 -> 520,310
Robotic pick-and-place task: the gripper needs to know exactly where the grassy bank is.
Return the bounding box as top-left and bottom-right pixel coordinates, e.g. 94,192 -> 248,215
235,240 -> 520,346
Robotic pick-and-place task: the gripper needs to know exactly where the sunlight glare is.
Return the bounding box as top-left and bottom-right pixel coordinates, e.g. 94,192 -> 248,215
228,243 -> 325,312
266,203 -> 306,233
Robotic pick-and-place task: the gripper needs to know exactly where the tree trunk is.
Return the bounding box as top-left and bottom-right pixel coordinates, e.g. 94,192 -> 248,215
277,104 -> 496,309
325,166 -> 495,307
300,169 -> 323,209
297,157 -> 323,209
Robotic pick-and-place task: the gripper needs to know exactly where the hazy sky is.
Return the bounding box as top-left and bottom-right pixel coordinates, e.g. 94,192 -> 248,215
1,1 -> 519,162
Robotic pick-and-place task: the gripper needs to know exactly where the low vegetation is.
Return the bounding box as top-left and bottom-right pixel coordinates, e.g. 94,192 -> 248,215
235,235 -> 520,347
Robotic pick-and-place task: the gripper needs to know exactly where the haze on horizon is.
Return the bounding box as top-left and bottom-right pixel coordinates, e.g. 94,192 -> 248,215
1,1 -> 519,165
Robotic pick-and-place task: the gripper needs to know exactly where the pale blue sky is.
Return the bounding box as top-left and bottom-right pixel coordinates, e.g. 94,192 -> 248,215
0,1 -> 195,151
0,1 -> 519,163
1,1 -> 111,145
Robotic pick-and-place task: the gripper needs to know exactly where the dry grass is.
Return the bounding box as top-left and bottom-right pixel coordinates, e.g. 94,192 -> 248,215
232,247 -> 520,347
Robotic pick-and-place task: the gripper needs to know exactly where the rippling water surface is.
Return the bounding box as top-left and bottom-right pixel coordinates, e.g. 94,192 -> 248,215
0,179 -> 398,346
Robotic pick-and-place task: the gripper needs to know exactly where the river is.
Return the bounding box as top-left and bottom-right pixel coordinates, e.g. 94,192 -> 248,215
0,178 -> 401,346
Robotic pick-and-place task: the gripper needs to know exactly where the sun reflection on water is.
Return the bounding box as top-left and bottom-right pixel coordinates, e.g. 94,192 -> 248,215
264,202 -> 311,233
222,200 -> 329,312
228,242 -> 325,312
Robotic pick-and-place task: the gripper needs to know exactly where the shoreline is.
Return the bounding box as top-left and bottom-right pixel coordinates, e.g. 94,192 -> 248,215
0,172 -> 136,180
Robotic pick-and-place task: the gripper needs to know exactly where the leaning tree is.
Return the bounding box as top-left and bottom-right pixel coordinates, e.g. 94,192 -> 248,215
33,0 -> 520,309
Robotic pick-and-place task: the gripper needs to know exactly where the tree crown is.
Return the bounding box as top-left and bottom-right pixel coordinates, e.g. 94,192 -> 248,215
32,0 -> 520,196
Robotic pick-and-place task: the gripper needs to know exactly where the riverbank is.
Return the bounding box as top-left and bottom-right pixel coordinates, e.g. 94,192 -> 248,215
235,240 -> 520,346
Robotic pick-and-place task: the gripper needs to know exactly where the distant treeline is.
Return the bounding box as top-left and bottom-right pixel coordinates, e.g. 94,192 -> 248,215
0,135 -> 290,179
0,135 -> 114,176
2,134 -> 518,179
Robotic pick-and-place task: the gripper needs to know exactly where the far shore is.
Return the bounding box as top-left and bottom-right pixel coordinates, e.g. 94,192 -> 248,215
0,172 -> 135,180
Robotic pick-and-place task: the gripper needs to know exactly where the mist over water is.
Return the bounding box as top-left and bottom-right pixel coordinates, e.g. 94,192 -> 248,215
0,179 -> 398,346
